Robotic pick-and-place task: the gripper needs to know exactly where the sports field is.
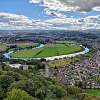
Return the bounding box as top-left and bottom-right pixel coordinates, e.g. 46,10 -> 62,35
12,43 -> 82,58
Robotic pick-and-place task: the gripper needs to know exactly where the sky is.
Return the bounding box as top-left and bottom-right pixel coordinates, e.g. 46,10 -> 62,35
0,0 -> 100,30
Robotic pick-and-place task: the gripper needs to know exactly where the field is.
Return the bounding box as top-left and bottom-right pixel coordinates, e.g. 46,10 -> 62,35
16,42 -> 37,48
0,42 -> 7,52
12,43 -> 82,58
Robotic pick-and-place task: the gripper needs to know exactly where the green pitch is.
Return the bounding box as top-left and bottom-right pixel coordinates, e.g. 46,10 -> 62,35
12,43 -> 82,58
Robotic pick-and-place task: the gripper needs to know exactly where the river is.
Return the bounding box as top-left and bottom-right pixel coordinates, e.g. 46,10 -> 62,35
3,44 -> 89,61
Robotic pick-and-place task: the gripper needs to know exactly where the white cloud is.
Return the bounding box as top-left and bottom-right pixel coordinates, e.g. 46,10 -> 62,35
29,0 -> 42,3
59,0 -> 100,11
0,12 -> 100,30
45,15 -> 100,30
30,0 -> 100,18
43,0 -> 80,12
93,6 -> 100,11
0,12 -> 52,30
45,18 -> 79,25
44,8 -> 66,18
30,0 -> 100,12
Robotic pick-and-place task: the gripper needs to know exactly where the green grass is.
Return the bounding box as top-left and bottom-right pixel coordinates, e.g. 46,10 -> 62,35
12,48 -> 43,58
48,58 -> 72,67
85,89 -> 100,96
17,43 -> 37,48
12,43 -> 82,58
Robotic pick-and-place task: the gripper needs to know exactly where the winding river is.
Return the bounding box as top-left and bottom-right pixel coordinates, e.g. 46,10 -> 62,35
3,44 -> 89,61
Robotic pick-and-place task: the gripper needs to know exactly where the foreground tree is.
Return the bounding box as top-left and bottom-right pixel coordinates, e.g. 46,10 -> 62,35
4,89 -> 36,100
0,75 -> 14,90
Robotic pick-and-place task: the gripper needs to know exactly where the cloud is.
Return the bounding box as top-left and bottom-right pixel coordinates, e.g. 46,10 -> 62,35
59,0 -> 100,11
29,0 -> 100,30
30,0 -> 100,12
30,0 -> 100,18
44,8 -> 66,18
93,6 -> 100,11
29,0 -> 42,3
45,15 -> 100,30
0,12 -> 100,30
0,12 -> 52,30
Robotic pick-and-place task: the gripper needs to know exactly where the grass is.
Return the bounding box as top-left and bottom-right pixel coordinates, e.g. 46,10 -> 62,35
12,48 -> 43,58
85,89 -> 100,96
48,58 -> 72,68
48,56 -> 81,67
12,42 -> 82,58
17,43 -> 37,48
0,42 -> 7,52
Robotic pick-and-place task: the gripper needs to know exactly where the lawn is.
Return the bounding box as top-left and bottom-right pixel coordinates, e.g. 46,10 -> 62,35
12,43 -> 82,58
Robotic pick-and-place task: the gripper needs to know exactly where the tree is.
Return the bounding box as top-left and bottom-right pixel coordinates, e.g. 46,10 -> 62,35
9,79 -> 47,100
0,75 -> 14,90
0,62 -> 6,70
0,87 -> 6,100
78,93 -> 89,100
66,86 -> 83,97
3,71 -> 23,81
9,80 -> 35,96
50,85 -> 67,99
4,89 -> 36,100
35,87 -> 47,100
61,96 -> 69,100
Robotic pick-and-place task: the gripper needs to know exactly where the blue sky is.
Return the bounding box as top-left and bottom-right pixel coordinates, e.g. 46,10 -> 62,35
0,0 -> 100,30
0,0 -> 45,19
